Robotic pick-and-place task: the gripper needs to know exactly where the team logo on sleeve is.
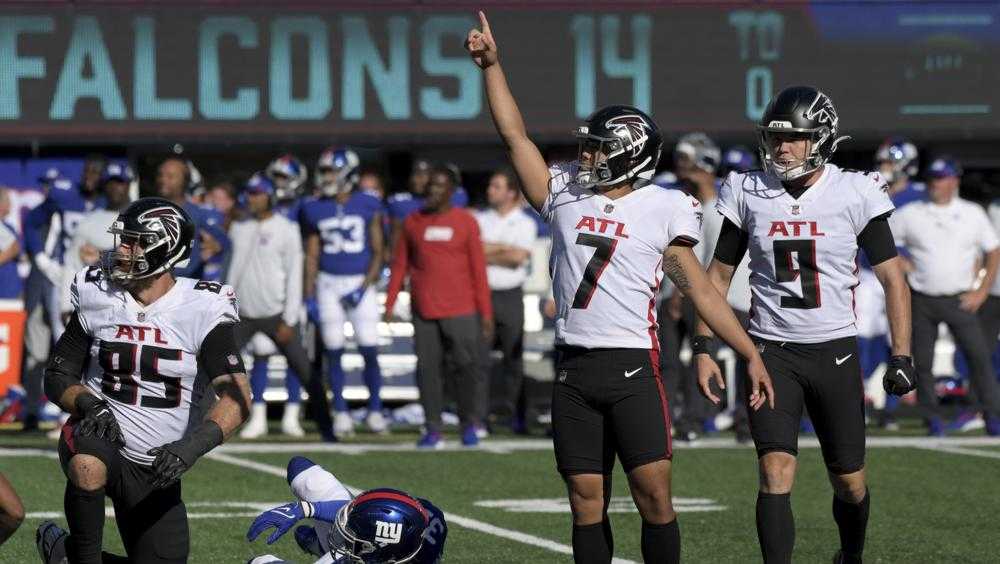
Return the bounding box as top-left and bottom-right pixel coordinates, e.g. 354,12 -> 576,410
138,207 -> 185,252
605,115 -> 650,158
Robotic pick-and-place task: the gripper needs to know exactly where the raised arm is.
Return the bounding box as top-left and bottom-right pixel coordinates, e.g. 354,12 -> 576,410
466,11 -> 551,212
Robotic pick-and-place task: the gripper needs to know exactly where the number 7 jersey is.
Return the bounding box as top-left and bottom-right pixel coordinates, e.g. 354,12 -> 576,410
543,162 -> 703,349
717,164 -> 894,344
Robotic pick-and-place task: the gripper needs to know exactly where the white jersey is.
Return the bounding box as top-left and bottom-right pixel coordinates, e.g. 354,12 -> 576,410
543,162 -> 702,349
71,267 -> 240,465
717,165 -> 893,343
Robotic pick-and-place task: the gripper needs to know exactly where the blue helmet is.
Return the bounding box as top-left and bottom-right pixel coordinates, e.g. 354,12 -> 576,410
875,137 -> 919,183
266,154 -> 308,201
316,147 -> 361,197
721,146 -> 757,175
332,488 -> 430,563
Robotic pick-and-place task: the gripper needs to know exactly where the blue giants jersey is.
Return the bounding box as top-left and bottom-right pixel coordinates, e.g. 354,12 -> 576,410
386,187 -> 468,220
275,198 -> 304,224
301,191 -> 384,275
24,178 -> 103,261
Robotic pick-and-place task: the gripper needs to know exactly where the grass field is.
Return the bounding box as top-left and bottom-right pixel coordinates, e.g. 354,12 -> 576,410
2,427 -> 1000,563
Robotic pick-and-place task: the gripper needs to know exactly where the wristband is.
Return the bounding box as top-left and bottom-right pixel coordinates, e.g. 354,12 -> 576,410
690,335 -> 715,356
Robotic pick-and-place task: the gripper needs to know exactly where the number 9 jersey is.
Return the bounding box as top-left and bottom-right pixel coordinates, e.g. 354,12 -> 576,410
717,165 -> 894,344
543,162 -> 702,349
70,266 -> 241,465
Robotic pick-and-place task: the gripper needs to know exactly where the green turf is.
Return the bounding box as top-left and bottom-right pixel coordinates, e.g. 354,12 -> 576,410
3,435 -> 999,563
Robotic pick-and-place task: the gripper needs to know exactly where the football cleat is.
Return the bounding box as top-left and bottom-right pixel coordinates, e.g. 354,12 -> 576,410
281,403 -> 305,438
365,410 -> 389,435
333,411 -> 355,438
36,521 -> 68,564
240,403 -> 268,439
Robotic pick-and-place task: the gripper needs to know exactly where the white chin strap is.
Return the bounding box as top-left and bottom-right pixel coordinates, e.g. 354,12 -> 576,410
767,157 -> 816,181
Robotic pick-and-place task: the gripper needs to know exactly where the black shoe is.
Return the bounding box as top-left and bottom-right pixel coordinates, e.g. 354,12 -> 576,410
21,414 -> 39,432
735,426 -> 752,444
833,549 -> 861,564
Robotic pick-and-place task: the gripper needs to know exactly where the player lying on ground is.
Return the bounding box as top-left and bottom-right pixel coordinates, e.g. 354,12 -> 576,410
247,456 -> 446,564
467,11 -> 773,564
37,197 -> 252,564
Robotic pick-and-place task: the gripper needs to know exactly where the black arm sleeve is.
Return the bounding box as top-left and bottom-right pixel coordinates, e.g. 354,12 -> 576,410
43,312 -> 93,404
198,322 -> 246,378
857,214 -> 898,266
713,218 -> 750,266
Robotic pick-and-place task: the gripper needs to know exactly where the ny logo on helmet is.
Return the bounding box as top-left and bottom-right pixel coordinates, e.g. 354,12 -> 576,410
138,207 -> 183,252
804,92 -> 838,128
605,115 -> 650,158
374,521 -> 403,545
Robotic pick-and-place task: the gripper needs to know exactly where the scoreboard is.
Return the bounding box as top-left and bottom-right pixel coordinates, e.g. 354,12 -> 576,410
0,2 -> 997,143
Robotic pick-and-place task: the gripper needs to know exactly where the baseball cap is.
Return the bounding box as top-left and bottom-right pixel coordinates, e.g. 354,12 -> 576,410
926,156 -> 962,179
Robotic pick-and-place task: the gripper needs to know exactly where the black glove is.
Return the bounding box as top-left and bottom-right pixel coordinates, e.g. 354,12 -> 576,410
148,420 -> 223,489
74,394 -> 125,446
883,355 -> 916,396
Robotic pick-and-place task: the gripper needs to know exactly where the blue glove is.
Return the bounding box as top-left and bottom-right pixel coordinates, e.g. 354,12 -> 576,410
340,286 -> 367,309
304,298 -> 321,325
247,501 -> 310,545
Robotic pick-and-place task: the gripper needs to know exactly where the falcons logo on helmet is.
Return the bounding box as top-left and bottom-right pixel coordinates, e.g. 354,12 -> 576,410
605,115 -> 650,159
138,207 -> 183,252
804,92 -> 839,128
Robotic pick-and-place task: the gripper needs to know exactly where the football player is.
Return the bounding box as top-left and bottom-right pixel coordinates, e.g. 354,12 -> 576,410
23,161 -> 107,433
302,148 -> 388,437
693,86 -> 914,564
36,197 -> 252,564
156,157 -> 230,280
865,138 -> 925,429
468,12 -> 772,563
246,456 -> 447,564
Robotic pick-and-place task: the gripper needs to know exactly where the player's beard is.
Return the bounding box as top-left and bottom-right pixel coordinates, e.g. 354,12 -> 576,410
115,273 -> 157,294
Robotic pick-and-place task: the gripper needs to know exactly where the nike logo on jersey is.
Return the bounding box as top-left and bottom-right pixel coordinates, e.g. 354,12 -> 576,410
624,367 -> 643,378
835,354 -> 853,366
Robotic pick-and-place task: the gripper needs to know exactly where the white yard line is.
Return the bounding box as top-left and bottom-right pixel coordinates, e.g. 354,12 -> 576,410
913,445 -> 1000,460
207,451 -> 638,564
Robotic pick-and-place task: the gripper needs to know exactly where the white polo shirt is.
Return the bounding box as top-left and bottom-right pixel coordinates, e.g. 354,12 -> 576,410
987,200 -> 1000,296
892,196 -> 999,296
475,206 -> 538,291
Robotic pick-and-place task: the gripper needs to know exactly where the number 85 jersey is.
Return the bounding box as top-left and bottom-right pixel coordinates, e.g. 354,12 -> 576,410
71,266 -> 241,465
543,162 -> 702,349
717,165 -> 893,344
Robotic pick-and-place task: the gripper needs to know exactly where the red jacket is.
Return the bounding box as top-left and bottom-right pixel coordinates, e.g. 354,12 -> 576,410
385,207 -> 493,321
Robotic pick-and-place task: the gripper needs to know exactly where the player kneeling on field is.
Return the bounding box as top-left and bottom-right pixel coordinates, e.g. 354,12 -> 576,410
37,197 -> 252,564
247,456 -> 446,564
